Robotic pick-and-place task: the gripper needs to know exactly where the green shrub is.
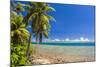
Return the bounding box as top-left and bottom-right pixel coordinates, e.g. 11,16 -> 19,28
11,43 -> 35,67
11,43 -> 27,67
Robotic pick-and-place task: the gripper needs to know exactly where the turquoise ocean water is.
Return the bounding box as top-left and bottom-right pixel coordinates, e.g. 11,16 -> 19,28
32,42 -> 95,46
32,42 -> 95,56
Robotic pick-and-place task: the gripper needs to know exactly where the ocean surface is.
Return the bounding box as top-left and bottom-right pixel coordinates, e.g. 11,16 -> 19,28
32,42 -> 95,46
32,42 -> 95,56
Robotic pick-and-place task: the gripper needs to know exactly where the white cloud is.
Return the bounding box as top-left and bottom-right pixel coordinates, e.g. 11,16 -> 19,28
72,39 -> 80,42
54,39 -> 60,41
84,38 -> 89,41
64,37 -> 90,42
32,37 -> 93,42
80,37 -> 84,41
65,38 -> 70,41
79,37 -> 90,42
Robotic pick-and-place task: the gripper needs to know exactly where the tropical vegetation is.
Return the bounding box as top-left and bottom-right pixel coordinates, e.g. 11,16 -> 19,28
10,1 -> 55,67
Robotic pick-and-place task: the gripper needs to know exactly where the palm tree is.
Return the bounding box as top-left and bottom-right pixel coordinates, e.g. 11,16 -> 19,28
11,1 -> 32,58
23,2 -> 55,56
24,2 -> 55,42
11,11 -> 29,44
11,1 -> 30,44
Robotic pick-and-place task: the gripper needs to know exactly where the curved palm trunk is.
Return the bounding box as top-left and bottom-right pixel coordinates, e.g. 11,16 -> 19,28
39,32 -> 42,43
37,13 -> 42,44
35,34 -> 39,55
26,33 -> 32,58
36,34 -> 39,47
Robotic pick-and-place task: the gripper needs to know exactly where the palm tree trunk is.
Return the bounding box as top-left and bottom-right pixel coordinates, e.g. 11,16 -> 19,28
39,32 -> 42,43
26,33 -> 32,58
36,35 -> 38,43
35,34 -> 39,55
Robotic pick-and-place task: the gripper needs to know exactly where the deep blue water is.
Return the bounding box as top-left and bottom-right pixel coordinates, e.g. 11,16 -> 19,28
32,42 -> 95,46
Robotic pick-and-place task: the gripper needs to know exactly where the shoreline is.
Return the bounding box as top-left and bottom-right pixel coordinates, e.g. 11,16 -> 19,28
29,51 -> 95,65
29,44 -> 95,65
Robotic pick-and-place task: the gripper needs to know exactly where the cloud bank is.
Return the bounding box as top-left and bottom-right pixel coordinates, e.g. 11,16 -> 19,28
43,37 -> 94,42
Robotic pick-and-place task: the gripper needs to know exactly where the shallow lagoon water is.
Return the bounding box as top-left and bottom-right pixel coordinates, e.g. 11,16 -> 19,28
32,42 -> 95,56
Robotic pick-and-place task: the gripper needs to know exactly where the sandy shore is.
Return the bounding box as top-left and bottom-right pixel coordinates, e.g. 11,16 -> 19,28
28,44 -> 95,65
29,50 -> 95,65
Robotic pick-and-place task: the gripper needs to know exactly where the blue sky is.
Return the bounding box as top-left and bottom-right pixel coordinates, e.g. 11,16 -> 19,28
13,1 -> 95,41
46,3 -> 95,41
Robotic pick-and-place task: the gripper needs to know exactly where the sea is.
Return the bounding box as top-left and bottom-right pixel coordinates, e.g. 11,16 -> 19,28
32,42 -> 95,56
32,42 -> 95,46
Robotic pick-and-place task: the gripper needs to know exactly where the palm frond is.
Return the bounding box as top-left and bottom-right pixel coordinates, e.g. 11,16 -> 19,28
16,2 -> 25,12
44,14 -> 56,22
43,31 -> 48,38
44,6 -> 56,12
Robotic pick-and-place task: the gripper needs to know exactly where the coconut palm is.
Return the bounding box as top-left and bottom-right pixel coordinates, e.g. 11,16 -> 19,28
24,2 -> 55,42
11,11 -> 29,44
11,1 -> 29,44
23,2 -> 55,57
33,2 -> 55,43
11,2 -> 31,58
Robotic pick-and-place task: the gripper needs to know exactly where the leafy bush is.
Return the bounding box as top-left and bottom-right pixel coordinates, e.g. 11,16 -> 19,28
11,43 -> 35,67
11,43 -> 28,67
